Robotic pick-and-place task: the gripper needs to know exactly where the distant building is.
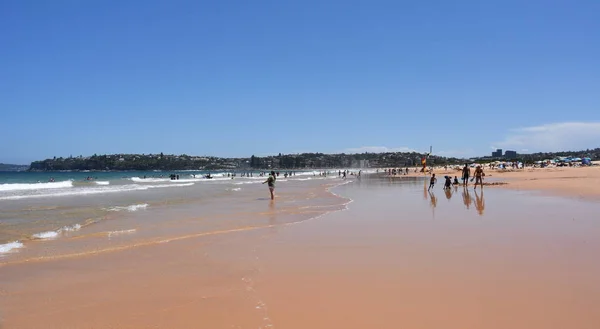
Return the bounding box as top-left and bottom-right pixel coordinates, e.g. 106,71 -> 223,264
492,149 -> 503,157
504,150 -> 517,159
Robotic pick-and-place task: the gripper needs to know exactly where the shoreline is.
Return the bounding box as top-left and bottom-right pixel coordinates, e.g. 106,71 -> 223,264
0,178 -> 357,328
0,178 -> 353,267
2,174 -> 600,328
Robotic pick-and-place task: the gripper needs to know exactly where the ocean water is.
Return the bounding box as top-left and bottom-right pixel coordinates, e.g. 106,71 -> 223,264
0,169 -> 367,262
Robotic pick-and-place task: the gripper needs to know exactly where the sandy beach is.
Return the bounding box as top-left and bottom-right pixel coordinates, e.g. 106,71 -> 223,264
1,172 -> 600,328
387,165 -> 600,200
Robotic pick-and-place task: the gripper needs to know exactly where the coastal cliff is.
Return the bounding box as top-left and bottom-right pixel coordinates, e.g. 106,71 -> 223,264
27,152 -> 452,171
26,148 -> 599,171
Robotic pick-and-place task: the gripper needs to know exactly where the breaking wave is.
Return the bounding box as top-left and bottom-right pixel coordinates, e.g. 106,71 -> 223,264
30,224 -> 82,240
0,241 -> 24,254
0,183 -> 195,201
107,229 -> 137,237
0,180 -> 73,192
107,203 -> 148,212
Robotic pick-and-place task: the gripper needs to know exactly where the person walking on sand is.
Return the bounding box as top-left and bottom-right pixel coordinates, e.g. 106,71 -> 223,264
462,164 -> 471,187
428,174 -> 437,191
473,165 -> 484,190
262,171 -> 276,200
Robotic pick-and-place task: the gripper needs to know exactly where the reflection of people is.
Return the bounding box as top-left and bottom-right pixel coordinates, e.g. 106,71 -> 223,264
444,187 -> 452,200
429,191 -> 438,209
262,171 -> 276,200
474,189 -> 485,216
268,200 -> 276,226
462,187 -> 473,209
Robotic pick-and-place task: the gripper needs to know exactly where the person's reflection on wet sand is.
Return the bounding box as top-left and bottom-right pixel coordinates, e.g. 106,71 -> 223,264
423,178 -> 429,201
444,187 -> 452,200
428,190 -> 438,209
474,189 -> 485,216
268,200 -> 276,227
462,186 -> 473,209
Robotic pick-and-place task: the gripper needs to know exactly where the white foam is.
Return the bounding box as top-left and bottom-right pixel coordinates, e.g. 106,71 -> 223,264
230,188 -> 241,191
107,229 -> 136,237
94,181 -> 110,185
130,177 -> 169,183
0,183 -> 194,201
28,223 -> 82,241
0,180 -> 73,192
60,224 -> 82,232
31,231 -> 59,239
0,241 -> 23,253
234,181 -> 263,185
107,203 -> 148,212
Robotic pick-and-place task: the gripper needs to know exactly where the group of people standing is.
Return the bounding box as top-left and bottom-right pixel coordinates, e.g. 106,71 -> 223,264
429,164 -> 485,191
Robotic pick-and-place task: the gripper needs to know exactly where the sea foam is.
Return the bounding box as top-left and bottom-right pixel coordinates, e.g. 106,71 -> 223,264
107,229 -> 137,237
31,231 -> 59,239
0,180 -> 73,192
0,241 -> 24,254
0,183 -> 195,201
107,203 -> 148,212
30,224 -> 82,240
130,177 -> 169,183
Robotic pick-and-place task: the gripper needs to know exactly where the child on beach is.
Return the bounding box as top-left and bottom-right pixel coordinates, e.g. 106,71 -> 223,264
443,176 -> 452,189
262,171 -> 276,200
428,174 -> 437,191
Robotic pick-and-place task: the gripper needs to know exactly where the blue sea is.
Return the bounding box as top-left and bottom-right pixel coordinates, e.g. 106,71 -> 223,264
0,169 -> 366,261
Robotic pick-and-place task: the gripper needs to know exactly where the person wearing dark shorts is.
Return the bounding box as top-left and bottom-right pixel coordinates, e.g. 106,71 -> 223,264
262,171 -> 276,200
428,174 -> 437,191
462,164 -> 470,187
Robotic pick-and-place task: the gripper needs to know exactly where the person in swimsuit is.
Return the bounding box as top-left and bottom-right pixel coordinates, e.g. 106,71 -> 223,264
262,171 -> 276,200
462,164 -> 470,187
428,174 -> 437,191
473,165 -> 484,190
443,176 -> 452,189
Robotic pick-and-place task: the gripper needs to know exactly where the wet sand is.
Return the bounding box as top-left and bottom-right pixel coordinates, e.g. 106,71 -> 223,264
2,176 -> 600,328
388,166 -> 600,200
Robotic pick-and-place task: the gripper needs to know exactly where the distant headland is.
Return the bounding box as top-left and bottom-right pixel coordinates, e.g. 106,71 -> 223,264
25,148 -> 600,171
0,163 -> 30,172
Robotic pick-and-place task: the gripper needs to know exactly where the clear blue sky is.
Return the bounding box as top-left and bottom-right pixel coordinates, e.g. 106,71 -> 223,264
2,0 -> 599,164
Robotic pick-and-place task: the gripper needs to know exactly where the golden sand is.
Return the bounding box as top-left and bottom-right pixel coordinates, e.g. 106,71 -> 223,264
389,166 -> 600,200
2,171 -> 600,328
